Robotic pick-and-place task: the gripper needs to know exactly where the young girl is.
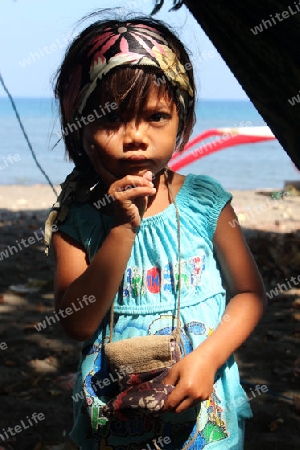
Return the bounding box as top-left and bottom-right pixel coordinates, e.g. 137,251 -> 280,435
47,13 -> 266,450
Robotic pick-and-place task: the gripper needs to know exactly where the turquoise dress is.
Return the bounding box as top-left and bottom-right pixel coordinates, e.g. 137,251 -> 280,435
57,174 -> 252,450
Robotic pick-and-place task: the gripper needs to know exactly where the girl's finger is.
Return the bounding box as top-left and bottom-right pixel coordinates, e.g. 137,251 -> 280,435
172,397 -> 199,414
142,170 -> 153,182
112,174 -> 154,192
163,382 -> 186,411
113,186 -> 156,200
163,367 -> 179,387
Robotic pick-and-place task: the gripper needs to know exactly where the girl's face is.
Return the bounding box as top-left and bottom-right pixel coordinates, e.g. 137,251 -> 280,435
81,85 -> 179,181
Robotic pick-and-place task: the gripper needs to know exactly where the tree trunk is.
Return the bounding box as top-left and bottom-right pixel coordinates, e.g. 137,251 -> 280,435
182,1 -> 300,169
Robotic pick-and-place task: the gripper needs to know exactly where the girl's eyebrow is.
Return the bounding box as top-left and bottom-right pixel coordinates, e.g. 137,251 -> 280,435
144,101 -> 173,110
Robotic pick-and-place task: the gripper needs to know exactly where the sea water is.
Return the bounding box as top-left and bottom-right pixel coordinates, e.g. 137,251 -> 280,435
0,97 -> 298,190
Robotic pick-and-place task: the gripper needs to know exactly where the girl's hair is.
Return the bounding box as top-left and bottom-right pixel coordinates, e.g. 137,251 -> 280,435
54,12 -> 196,174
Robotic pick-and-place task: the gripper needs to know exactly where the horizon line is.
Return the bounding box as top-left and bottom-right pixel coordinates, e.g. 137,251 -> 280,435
0,96 -> 250,101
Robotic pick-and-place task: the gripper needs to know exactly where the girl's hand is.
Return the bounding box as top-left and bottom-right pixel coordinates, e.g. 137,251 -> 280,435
163,348 -> 218,413
89,146 -> 156,230
107,171 -> 156,230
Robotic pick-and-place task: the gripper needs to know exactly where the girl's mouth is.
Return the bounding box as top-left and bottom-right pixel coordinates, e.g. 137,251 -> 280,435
126,155 -> 148,161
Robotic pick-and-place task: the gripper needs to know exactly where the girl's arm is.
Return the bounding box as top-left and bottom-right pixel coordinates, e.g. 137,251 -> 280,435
53,173 -> 155,341
164,202 -> 267,413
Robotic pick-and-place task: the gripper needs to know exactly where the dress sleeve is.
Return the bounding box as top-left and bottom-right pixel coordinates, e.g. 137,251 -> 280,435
186,174 -> 232,240
56,202 -> 109,261
57,202 -> 91,248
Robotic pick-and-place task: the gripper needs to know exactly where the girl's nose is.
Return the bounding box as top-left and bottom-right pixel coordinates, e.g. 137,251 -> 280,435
123,120 -> 149,147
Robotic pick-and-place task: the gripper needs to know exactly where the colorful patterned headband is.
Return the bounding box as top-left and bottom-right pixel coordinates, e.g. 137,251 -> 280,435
63,23 -> 194,125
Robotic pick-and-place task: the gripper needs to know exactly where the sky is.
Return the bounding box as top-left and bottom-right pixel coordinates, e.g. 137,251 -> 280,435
0,0 -> 248,100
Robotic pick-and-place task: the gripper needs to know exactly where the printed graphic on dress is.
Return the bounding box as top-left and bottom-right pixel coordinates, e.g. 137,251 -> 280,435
123,253 -> 206,298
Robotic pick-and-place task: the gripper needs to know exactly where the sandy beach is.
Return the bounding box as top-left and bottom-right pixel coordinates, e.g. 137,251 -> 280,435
1,182 -> 300,229
0,184 -> 300,449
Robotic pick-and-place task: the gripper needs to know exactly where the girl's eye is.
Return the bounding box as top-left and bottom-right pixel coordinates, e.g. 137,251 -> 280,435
96,112 -> 123,129
149,112 -> 170,122
105,112 -> 123,123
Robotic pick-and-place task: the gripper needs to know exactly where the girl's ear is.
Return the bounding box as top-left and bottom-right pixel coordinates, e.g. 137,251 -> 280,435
81,133 -> 94,162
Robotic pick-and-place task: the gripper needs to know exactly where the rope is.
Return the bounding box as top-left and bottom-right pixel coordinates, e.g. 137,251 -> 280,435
0,72 -> 58,197
164,167 -> 182,341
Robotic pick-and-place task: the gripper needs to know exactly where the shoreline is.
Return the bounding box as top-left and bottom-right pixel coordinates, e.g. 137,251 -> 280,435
1,184 -> 299,233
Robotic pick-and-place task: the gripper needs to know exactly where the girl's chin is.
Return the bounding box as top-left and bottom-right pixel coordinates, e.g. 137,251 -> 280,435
119,166 -> 166,177
111,168 -> 152,179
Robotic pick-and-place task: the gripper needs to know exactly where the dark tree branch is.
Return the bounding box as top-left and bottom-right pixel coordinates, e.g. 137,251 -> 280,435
151,0 -> 183,14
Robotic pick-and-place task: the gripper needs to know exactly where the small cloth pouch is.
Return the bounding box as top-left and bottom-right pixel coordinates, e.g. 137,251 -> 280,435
102,334 -> 182,420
